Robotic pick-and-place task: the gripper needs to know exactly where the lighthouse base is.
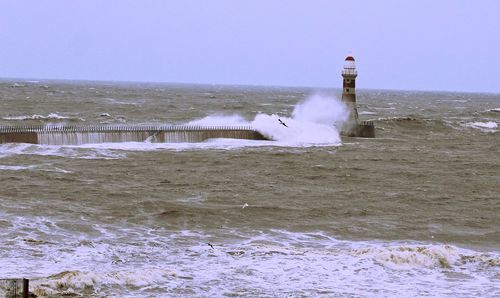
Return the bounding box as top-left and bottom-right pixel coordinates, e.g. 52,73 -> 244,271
341,121 -> 375,138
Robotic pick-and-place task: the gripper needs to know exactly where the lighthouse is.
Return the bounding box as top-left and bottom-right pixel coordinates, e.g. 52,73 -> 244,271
339,55 -> 375,138
341,55 -> 359,125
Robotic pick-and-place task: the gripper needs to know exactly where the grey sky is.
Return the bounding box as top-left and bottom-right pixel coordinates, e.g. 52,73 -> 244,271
0,0 -> 499,92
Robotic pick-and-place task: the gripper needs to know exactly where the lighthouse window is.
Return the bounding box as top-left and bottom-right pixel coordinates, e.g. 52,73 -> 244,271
346,79 -> 351,83
346,88 -> 350,92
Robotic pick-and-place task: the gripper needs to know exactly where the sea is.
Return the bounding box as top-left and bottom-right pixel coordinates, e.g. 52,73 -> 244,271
0,80 -> 498,297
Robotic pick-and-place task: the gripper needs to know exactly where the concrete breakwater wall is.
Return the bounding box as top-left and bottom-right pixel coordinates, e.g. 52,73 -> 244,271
0,125 -> 268,145
342,121 -> 375,138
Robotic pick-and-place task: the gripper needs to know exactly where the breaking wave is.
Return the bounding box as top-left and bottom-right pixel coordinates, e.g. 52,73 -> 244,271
31,269 -> 176,297
464,121 -> 497,132
2,113 -> 84,122
3,227 -> 497,297
0,143 -> 125,160
188,94 -> 349,146
482,108 -> 500,114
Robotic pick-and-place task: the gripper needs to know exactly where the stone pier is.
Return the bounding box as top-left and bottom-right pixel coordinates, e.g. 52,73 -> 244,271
0,125 -> 269,145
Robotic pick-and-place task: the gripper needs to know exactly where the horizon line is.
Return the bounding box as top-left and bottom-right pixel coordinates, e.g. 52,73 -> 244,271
0,76 -> 498,95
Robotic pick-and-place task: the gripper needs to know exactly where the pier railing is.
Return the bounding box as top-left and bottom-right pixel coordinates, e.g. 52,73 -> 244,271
0,124 -> 258,133
0,125 -> 269,145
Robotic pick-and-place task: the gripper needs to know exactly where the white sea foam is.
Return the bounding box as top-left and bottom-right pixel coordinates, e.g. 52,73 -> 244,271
2,113 -> 75,121
0,221 -> 497,297
176,194 -> 207,204
351,244 -> 462,269
0,143 -> 125,160
464,121 -> 497,131
0,163 -> 71,173
77,139 -> 271,151
251,95 -> 348,146
373,107 -> 396,110
0,143 -> 33,158
252,113 -> 342,145
41,166 -> 73,173
0,165 -> 36,171
359,111 -> 377,115
187,114 -> 248,126
103,97 -> 140,105
182,95 -> 349,147
30,268 -> 176,297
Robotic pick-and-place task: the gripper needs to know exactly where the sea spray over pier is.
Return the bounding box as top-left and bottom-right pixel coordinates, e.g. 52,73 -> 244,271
0,124 -> 267,145
0,95 -> 349,147
190,94 -> 349,146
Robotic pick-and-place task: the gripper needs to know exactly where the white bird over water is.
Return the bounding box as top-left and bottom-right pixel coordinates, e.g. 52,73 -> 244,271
242,203 -> 249,209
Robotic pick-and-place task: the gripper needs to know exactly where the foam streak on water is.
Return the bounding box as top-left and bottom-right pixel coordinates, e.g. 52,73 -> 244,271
2,113 -> 84,122
464,121 -> 498,132
0,143 -> 126,159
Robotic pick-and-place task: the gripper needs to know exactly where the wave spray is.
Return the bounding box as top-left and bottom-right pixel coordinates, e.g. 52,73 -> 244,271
252,94 -> 349,146
186,94 -> 349,146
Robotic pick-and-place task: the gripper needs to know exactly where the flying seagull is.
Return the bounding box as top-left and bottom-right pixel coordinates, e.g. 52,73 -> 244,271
278,118 -> 288,127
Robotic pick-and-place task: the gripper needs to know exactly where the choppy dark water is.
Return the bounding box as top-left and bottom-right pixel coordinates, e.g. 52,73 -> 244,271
0,80 -> 499,297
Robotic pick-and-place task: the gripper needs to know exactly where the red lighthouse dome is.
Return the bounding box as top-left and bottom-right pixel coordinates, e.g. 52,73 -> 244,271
345,55 -> 355,61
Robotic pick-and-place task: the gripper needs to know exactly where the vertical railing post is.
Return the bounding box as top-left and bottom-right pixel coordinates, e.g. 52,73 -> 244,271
23,278 -> 29,298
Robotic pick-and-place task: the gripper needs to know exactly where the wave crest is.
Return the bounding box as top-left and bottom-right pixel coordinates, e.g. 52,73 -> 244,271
464,121 -> 497,132
32,268 -> 176,297
2,113 -> 84,122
